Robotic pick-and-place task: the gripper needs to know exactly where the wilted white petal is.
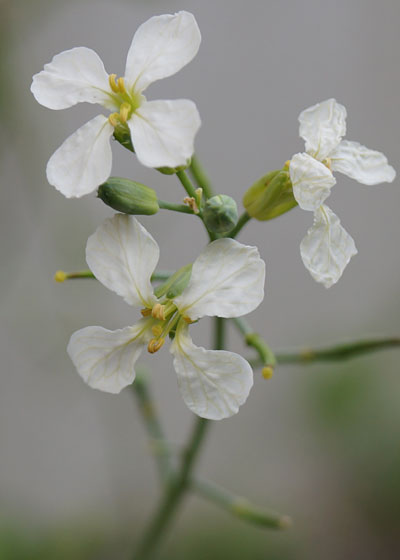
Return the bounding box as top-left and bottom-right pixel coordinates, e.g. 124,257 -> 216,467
125,11 -> 201,93
170,324 -> 253,420
290,152 -> 336,211
86,214 -> 159,308
31,47 -> 114,110
330,140 -> 396,185
67,321 -> 151,394
300,205 -> 357,288
128,99 -> 201,168
174,238 -> 265,320
46,115 -> 113,198
299,98 -> 347,160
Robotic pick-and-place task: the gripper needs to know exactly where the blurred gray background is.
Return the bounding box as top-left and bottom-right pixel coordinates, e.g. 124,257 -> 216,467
1,0 -> 400,558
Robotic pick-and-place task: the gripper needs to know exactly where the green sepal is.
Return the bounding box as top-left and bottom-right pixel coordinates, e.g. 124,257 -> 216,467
113,127 -> 134,153
154,263 -> 193,300
243,169 -> 297,221
157,160 -> 191,175
97,177 -> 159,215
203,194 -> 239,234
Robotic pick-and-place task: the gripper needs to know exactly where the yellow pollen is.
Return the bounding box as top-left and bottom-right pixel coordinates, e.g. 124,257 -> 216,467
262,366 -> 274,380
54,270 -> 67,283
117,77 -> 126,94
152,324 -> 163,337
108,112 -> 120,127
183,316 -> 194,324
148,338 -> 165,354
119,102 -> 131,124
152,303 -> 166,321
108,74 -> 119,93
141,308 -> 152,317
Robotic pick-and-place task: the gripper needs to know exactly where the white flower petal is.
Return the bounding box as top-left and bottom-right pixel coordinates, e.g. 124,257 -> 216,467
31,47 -> 114,110
330,140 -> 396,185
86,214 -> 159,308
170,324 -> 253,420
124,11 -> 201,93
46,115 -> 113,198
299,98 -> 347,160
67,322 -> 151,394
128,99 -> 201,168
174,238 -> 265,320
300,205 -> 357,288
290,152 -> 336,211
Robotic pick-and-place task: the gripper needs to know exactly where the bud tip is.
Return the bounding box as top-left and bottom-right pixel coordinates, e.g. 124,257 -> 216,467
262,366 -> 274,380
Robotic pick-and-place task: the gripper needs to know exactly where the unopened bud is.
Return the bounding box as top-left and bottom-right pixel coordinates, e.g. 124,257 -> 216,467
98,177 -> 159,215
203,195 -> 238,234
243,169 -> 297,221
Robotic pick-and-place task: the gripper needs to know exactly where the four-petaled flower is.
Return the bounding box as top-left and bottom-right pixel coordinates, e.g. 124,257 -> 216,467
67,214 -> 265,420
289,98 -> 396,288
31,11 -> 201,198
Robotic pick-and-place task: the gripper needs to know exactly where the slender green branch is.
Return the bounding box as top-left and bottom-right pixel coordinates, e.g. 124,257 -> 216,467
190,154 -> 214,199
248,337 -> 400,368
158,199 -> 197,215
131,370 -> 173,484
232,317 -> 276,376
191,477 -> 291,529
176,169 -> 197,199
227,210 -> 251,238
54,270 -> 173,283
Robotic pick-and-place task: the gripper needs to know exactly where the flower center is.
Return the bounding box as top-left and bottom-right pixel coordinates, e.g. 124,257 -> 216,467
141,302 -> 183,354
107,74 -> 143,128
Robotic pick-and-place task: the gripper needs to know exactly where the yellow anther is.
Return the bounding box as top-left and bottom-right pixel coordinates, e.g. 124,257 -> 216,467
54,270 -> 67,283
119,102 -> 131,124
262,366 -> 274,380
148,338 -> 165,354
117,77 -> 126,94
109,74 -> 119,93
283,160 -> 291,169
183,196 -> 199,214
183,316 -> 194,324
152,303 -> 166,321
151,324 -> 163,337
323,157 -> 332,170
141,308 -> 152,317
108,112 -> 120,127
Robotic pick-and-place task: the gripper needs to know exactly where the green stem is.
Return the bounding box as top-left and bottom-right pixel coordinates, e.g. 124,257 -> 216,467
191,477 -> 291,529
158,199 -> 197,215
134,418 -> 209,559
232,317 -> 276,369
248,337 -> 400,368
190,154 -> 214,199
132,370 -> 173,484
55,270 -> 173,282
176,169 -> 197,199
227,211 -> 251,238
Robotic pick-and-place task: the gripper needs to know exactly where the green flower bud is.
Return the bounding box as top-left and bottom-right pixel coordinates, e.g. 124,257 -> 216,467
98,177 -> 159,215
243,169 -> 297,221
154,264 -> 193,300
203,195 -> 239,234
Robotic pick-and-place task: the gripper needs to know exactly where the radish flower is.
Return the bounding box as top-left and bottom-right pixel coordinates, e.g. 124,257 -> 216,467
289,99 -> 395,287
31,11 -> 201,198
67,214 -> 265,420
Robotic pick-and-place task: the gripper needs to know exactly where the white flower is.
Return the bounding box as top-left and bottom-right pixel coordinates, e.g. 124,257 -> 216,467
31,11 -> 201,198
289,98 -> 395,287
67,214 -> 265,420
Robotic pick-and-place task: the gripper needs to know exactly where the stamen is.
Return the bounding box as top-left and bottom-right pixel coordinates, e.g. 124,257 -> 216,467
108,112 -> 120,127
117,77 -> 126,94
183,316 -> 194,324
183,196 -> 199,214
152,324 -> 163,337
141,308 -> 152,317
152,303 -> 166,321
119,102 -> 131,124
324,157 -> 332,170
109,74 -> 119,93
283,160 -> 291,169
148,338 -> 165,354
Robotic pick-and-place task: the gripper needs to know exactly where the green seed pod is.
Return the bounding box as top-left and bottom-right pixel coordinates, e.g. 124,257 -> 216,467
97,177 -> 159,215
203,195 -> 239,234
243,169 -> 297,221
